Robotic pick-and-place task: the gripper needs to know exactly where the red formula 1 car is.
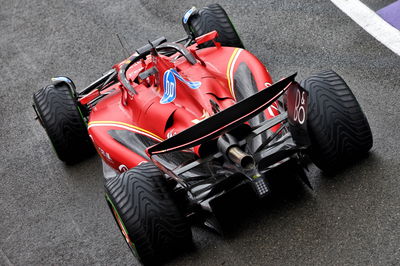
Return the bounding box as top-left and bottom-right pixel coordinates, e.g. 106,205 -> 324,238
33,4 -> 373,265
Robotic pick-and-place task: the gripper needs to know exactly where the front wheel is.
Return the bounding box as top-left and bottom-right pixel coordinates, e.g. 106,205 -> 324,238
301,70 -> 373,172
187,4 -> 244,48
105,163 -> 192,265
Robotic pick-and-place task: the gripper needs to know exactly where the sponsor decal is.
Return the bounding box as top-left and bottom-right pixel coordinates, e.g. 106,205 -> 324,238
160,69 -> 176,104
170,69 -> 201,90
160,69 -> 201,104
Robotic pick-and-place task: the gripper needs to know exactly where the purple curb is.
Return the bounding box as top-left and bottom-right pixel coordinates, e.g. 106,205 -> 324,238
377,0 -> 400,30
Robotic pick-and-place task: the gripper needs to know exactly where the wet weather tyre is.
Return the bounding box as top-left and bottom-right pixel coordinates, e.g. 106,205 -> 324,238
300,70 -> 373,172
189,4 -> 244,48
33,83 -> 94,164
105,163 -> 192,265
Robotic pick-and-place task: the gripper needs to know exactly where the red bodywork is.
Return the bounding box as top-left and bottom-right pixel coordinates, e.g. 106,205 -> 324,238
81,38 -> 278,173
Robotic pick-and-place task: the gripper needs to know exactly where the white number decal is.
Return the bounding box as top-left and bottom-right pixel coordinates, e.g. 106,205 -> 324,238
294,90 -> 306,125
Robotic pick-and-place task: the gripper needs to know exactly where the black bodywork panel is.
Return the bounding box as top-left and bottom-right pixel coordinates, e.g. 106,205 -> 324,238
233,62 -> 268,153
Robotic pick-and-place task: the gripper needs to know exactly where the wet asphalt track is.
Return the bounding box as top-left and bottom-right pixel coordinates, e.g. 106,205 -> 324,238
1,0 -> 400,265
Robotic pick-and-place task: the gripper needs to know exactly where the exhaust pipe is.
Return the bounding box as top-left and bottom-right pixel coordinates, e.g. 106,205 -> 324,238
217,134 -> 255,170
227,146 -> 255,170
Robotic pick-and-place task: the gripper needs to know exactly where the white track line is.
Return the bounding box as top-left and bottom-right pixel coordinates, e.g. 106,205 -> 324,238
330,0 -> 400,56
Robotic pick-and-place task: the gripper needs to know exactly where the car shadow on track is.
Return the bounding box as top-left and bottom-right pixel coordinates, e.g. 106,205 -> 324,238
213,167 -> 312,237
165,152 -> 377,264
197,153 -> 375,232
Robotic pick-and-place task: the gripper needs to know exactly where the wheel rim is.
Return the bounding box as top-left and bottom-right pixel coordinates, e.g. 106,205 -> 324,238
105,194 -> 139,258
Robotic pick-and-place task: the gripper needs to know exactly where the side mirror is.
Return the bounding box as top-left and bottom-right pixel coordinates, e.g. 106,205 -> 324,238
195,31 -> 221,47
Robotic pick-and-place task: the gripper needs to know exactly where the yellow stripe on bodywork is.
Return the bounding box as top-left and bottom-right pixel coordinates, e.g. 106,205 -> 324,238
88,120 -> 164,141
226,48 -> 240,98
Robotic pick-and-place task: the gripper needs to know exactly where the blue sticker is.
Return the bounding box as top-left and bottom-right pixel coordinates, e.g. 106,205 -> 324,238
160,68 -> 201,104
161,69 -> 177,104
183,7 -> 196,24
170,69 -> 201,89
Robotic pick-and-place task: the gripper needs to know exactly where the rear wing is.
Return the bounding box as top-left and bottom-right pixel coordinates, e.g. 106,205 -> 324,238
147,73 -> 299,156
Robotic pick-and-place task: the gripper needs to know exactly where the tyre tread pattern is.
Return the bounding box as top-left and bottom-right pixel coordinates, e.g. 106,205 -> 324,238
190,4 -> 244,48
301,70 -> 373,171
105,163 -> 192,265
33,84 -> 94,163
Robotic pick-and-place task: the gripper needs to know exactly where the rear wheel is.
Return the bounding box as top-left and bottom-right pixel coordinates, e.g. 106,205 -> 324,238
188,4 -> 244,48
33,82 -> 94,164
105,163 -> 192,265
301,70 -> 373,172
